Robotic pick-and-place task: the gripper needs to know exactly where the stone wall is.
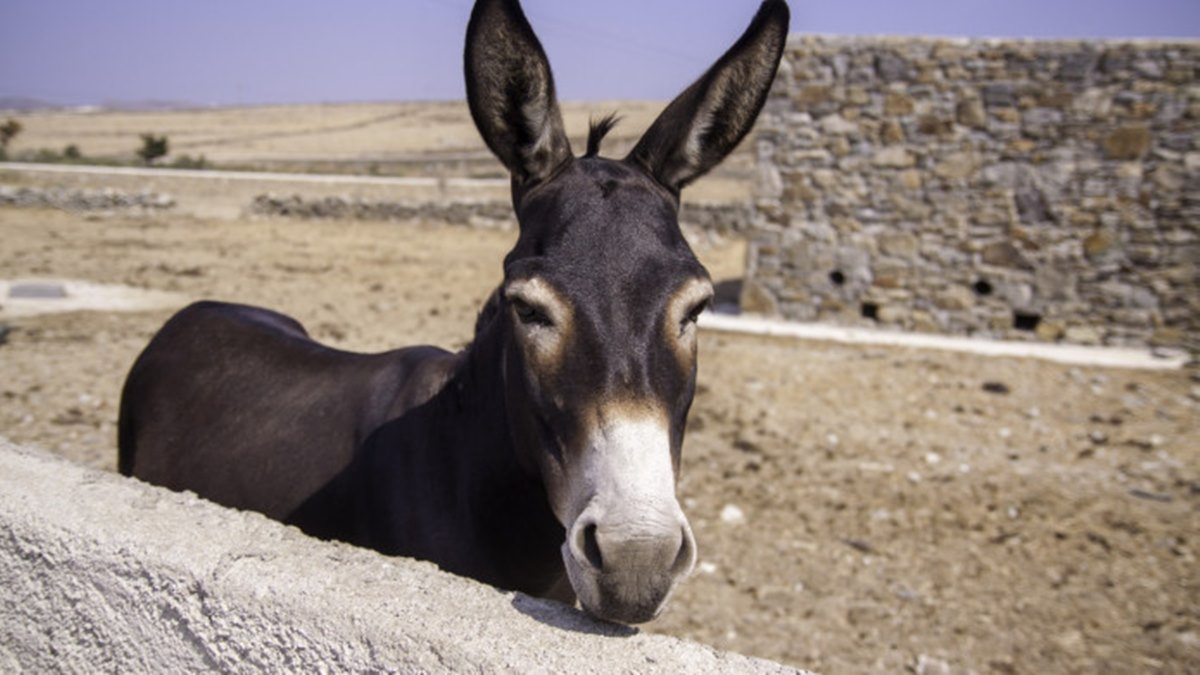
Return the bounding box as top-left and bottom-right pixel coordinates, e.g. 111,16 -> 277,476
249,193 -> 754,235
747,36 -> 1198,351
248,193 -> 517,229
0,184 -> 175,211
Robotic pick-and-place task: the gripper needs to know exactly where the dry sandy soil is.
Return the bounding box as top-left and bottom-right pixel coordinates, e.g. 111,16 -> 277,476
5,100 -> 756,206
4,100 -> 755,200
3,101 -> 1198,673
7,99 -> 648,162
7,101 -> 671,164
1,200 -> 1197,673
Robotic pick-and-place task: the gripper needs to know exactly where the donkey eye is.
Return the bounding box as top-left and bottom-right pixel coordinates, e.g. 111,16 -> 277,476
512,298 -> 553,328
681,299 -> 709,333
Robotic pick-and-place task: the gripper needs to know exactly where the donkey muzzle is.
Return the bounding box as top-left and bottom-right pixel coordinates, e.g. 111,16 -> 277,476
563,499 -> 697,624
556,414 -> 697,624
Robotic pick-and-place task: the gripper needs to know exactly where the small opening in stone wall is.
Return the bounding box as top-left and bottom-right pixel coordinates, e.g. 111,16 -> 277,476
861,302 -> 879,321
829,270 -> 846,286
1013,311 -> 1042,332
973,279 -> 994,296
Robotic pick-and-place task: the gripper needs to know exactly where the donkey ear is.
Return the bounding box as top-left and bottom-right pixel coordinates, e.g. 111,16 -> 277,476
627,0 -> 789,194
464,0 -> 573,185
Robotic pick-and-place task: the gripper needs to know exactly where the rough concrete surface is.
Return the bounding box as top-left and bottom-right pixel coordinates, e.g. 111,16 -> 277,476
0,438 -> 806,674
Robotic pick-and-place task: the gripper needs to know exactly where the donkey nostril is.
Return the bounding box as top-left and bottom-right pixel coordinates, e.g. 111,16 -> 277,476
581,523 -> 604,571
671,525 -> 696,576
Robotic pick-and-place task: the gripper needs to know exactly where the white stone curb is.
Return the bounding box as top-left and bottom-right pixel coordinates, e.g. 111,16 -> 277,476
700,313 -> 1190,371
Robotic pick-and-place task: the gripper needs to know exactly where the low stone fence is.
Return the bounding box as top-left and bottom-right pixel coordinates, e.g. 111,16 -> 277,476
248,193 -> 754,235
0,439 -> 804,673
248,193 -> 517,229
0,184 -> 175,211
0,181 -> 752,236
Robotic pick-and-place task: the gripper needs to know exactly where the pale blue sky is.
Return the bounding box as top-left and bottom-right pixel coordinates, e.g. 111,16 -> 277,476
2,0 -> 1197,106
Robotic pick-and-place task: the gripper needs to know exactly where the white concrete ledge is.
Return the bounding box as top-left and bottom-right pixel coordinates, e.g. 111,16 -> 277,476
700,313 -> 1191,371
0,439 -> 805,674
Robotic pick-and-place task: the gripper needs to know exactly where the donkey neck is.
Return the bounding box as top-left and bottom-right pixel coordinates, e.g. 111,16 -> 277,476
423,301 -> 567,595
444,298 -> 547,506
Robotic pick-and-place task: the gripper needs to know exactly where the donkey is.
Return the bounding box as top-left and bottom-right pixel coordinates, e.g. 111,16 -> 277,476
118,0 -> 788,624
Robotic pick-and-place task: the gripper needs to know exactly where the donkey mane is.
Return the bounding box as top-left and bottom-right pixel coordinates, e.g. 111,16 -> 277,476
585,114 -> 620,157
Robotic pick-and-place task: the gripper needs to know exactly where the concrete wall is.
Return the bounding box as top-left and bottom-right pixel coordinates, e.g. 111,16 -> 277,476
0,439 -> 805,673
747,35 -> 1199,352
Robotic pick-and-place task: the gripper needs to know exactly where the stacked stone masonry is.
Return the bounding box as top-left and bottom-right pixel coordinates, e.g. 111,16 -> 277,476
747,36 -> 1199,352
248,193 -> 753,234
0,184 -> 175,211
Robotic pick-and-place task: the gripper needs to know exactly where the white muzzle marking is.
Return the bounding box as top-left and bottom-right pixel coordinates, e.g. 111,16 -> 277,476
560,411 -> 697,624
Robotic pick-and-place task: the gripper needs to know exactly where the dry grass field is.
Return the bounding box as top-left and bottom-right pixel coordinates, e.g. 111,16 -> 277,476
4,100 -> 754,197
2,103 -> 1198,673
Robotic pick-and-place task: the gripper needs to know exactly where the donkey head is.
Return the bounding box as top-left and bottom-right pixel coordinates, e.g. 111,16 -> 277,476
465,0 -> 788,624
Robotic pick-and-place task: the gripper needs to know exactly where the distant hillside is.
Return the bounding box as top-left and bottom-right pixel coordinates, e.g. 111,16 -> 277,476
0,97 -> 63,113
0,96 -> 202,113
96,99 -> 205,112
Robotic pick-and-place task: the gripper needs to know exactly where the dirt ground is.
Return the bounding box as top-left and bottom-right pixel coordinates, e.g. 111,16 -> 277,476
1,204 -> 1197,674
4,101 -> 757,201
6,101 -> 672,164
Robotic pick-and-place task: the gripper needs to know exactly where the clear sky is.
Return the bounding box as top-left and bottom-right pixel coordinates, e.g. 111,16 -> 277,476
2,0 -> 1197,106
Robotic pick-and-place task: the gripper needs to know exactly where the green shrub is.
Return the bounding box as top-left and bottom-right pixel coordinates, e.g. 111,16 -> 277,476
137,134 -> 169,165
169,153 -> 208,170
0,119 -> 21,151
31,148 -> 62,163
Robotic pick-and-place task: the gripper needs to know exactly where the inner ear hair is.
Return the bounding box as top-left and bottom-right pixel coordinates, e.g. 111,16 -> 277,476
464,0 -> 574,185
626,0 -> 790,193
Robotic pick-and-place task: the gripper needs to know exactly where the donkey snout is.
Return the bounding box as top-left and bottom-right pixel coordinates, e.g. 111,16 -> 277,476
563,504 -> 697,624
570,513 -> 695,577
